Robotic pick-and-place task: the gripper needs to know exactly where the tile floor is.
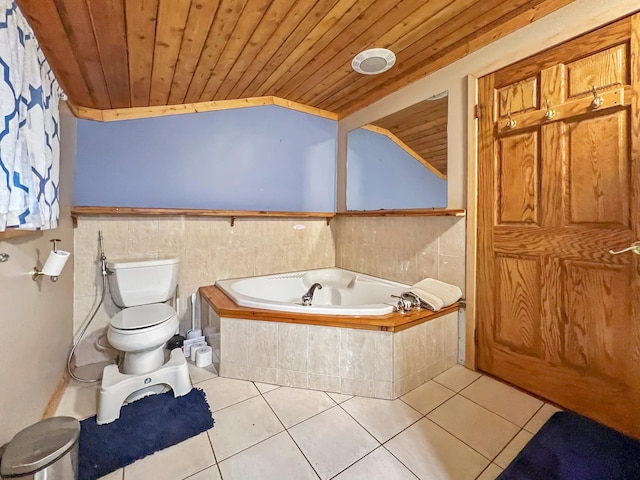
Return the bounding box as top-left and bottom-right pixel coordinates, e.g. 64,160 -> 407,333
57,363 -> 561,480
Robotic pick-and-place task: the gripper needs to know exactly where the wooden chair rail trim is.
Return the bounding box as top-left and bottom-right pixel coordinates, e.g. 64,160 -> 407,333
70,206 -> 336,227
67,96 -> 338,122
199,285 -> 459,333
360,124 -> 447,180
495,87 -> 627,132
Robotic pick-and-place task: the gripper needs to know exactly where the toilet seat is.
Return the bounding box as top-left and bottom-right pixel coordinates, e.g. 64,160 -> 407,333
107,304 -> 179,363
110,304 -> 176,331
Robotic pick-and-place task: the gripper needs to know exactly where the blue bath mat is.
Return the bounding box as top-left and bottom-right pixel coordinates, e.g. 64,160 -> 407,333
78,388 -> 214,480
498,411 -> 640,480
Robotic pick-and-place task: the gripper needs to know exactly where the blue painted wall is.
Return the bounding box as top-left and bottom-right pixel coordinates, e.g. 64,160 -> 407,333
346,128 -> 447,210
75,105 -> 337,211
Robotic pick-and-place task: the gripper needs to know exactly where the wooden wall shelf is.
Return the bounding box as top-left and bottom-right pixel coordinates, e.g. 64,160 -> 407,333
0,229 -> 42,241
70,206 -> 466,227
337,208 -> 465,218
70,206 -> 336,227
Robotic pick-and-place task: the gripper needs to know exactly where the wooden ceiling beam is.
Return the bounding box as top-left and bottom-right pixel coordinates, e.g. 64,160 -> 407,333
67,95 -> 338,122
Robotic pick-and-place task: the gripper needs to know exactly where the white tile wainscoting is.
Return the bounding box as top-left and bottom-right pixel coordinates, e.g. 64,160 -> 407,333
213,311 -> 458,399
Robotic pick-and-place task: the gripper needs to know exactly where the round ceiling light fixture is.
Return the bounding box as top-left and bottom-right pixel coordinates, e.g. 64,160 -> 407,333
352,48 -> 396,75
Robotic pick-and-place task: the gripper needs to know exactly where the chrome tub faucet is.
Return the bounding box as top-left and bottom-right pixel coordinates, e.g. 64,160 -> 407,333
391,292 -> 421,312
302,283 -> 323,306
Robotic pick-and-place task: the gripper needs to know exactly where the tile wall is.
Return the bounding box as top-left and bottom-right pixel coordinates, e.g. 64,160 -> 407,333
333,216 -> 466,292
73,214 -> 466,368
332,215 -> 466,371
216,312 -> 458,399
73,216 -> 335,365
393,312 -> 458,396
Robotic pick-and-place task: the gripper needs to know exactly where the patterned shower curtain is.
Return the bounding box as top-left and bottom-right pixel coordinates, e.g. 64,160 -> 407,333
0,0 -> 64,232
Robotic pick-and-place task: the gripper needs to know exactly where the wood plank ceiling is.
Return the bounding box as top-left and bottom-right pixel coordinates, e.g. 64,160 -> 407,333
371,95 -> 448,176
17,0 -> 575,117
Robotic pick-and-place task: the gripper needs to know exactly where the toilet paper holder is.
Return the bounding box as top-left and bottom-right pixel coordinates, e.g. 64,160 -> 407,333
32,239 -> 71,282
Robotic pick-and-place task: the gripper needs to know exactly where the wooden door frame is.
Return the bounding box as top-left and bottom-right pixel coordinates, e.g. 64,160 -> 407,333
465,74 -> 479,370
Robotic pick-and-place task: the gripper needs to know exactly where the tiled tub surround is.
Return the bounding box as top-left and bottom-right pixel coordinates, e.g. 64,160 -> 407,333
72,216 -> 335,366
72,213 -> 465,369
213,312 -> 458,399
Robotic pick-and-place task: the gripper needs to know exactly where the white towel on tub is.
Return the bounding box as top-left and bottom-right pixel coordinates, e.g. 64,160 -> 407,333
409,278 -> 462,311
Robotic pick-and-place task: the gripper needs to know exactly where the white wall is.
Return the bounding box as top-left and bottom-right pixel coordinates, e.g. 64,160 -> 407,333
0,104 -> 76,445
337,0 -> 640,211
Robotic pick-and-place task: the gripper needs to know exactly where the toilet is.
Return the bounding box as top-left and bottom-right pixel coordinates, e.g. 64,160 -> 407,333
97,257 -> 192,425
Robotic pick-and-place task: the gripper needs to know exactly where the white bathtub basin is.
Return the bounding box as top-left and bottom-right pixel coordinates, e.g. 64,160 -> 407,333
216,268 -> 408,316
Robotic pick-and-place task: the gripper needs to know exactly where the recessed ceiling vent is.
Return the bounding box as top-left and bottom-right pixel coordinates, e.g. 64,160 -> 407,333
352,48 -> 396,75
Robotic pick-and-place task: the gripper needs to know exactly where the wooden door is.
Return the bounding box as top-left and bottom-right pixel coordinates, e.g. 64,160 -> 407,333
477,15 -> 640,437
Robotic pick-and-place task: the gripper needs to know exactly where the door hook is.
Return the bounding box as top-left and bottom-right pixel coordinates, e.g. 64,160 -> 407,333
544,98 -> 556,120
591,85 -> 603,109
506,110 -> 517,129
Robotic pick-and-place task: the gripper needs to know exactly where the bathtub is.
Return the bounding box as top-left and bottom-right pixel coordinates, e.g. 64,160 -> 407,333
216,268 -> 408,316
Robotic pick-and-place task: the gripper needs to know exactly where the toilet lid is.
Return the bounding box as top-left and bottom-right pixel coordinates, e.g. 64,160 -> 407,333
111,304 -> 176,330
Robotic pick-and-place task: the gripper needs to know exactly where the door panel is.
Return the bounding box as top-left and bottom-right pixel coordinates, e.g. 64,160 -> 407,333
495,255 -> 541,355
496,132 -> 538,224
497,76 -> 539,117
567,112 -> 629,225
566,44 -> 627,98
498,132 -> 539,224
477,14 -> 640,437
563,261 -> 630,378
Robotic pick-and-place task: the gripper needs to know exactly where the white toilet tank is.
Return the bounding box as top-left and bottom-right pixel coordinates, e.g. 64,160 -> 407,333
107,257 -> 179,307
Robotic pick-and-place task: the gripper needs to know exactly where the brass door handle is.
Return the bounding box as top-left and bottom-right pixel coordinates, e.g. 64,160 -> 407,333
609,241 -> 640,255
